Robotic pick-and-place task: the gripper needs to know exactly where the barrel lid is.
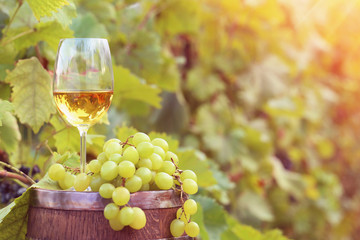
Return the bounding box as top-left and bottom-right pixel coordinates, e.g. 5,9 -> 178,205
29,188 -> 186,211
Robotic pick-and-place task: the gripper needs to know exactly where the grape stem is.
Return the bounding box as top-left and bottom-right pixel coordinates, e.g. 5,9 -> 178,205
121,135 -> 134,147
64,165 -> 80,174
0,162 -> 35,185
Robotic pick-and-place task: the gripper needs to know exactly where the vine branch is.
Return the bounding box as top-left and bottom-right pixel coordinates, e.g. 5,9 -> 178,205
0,161 -> 35,185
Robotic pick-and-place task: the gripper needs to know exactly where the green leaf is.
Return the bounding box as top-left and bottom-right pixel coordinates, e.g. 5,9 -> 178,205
7,21 -> 73,51
115,125 -> 138,143
41,1 -> 77,28
0,112 -> 21,154
238,191 -> 274,222
192,195 -> 228,240
113,65 -> 162,108
0,100 -> 13,126
70,12 -> 108,38
5,57 -> 56,133
191,200 -> 209,240
26,0 -> 69,20
52,151 -> 80,169
50,116 -> 79,153
33,173 -> 62,190
0,189 -> 30,240
178,149 -> 217,187
0,43 -> 17,64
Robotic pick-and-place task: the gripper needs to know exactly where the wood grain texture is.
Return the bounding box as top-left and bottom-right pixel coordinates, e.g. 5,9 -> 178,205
27,189 -> 192,240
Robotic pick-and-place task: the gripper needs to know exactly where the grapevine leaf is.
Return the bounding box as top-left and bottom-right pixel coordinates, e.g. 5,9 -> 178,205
70,12 -> 108,38
0,189 -> 30,240
33,173 -> 62,190
50,116 -> 80,153
190,200 -> 209,240
5,57 -> 56,133
52,151 -> 80,169
0,202 -> 15,224
192,195 -> 228,240
26,0 -> 69,20
0,112 -> 21,154
238,191 -> 274,222
178,149 -> 217,187
116,125 -> 138,143
262,229 -> 289,240
0,100 -> 13,126
41,2 -> 77,28
113,65 -> 162,108
6,21 -> 73,51
0,43 -> 17,64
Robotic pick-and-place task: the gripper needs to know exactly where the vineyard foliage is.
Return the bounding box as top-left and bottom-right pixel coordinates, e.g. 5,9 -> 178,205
0,0 -> 359,239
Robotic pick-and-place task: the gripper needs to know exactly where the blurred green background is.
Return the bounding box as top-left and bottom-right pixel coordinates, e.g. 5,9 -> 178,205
1,0 -> 360,239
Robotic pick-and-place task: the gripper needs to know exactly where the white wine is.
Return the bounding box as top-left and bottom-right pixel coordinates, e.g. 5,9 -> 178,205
53,90 -> 113,127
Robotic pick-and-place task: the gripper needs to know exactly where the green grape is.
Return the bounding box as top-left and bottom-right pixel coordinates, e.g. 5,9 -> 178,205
149,153 -> 163,170
140,183 -> 150,191
100,161 -> 118,181
58,172 -> 75,190
151,138 -> 169,152
125,175 -> 142,193
122,146 -> 139,164
112,187 -> 130,206
165,151 -> 179,165
155,172 -> 173,190
104,142 -> 123,158
184,199 -> 197,215
48,163 -> 65,181
180,170 -> 197,183
119,207 -> 135,225
97,152 -> 108,164
103,138 -> 121,152
185,221 -> 199,237
160,161 -> 176,175
118,160 -> 135,178
99,183 -> 115,199
137,142 -> 154,159
135,167 -> 152,184
176,208 -> 189,223
153,146 -> 166,159
170,219 -> 185,237
88,160 -> 101,174
133,132 -> 150,147
109,153 -> 122,164
130,207 -> 146,229
74,173 -> 91,191
104,203 -> 119,220
109,213 -> 125,231
183,179 -> 198,194
137,158 -> 152,169
89,174 -> 106,192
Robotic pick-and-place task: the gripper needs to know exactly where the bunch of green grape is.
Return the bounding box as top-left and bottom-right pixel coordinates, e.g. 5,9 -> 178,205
47,132 -> 200,237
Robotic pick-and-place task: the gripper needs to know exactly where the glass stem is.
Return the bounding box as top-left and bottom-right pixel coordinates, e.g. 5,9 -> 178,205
78,127 -> 88,173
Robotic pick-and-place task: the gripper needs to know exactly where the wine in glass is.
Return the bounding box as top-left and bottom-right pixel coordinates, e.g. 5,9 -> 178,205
53,38 -> 114,173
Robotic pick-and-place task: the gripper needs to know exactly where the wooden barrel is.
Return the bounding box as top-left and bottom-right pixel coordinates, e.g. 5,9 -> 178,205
27,188 -> 192,240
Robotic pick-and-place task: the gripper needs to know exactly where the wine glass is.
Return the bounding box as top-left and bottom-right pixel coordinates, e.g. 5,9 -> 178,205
53,38 -> 114,173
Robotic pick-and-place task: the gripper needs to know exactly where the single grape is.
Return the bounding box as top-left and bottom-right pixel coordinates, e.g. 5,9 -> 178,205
59,172 -> 75,190
122,146 -> 139,164
137,158 -> 152,169
160,161 -> 176,175
184,199 -> 197,215
100,161 -> 118,181
180,170 -> 197,183
153,146 -> 166,159
104,203 -> 119,220
90,174 -> 106,192
185,221 -> 200,237
109,213 -> 125,231
165,151 -> 179,165
155,172 -> 173,190
170,219 -> 185,237
74,173 -> 91,191
125,175 -> 142,193
118,160 -> 135,178
149,171 -> 156,184
99,183 -> 115,199
48,163 -> 65,181
182,179 -> 198,194
109,154 -> 122,164
137,142 -> 154,159
130,207 -> 147,229
103,138 -> 121,152
133,132 -> 150,147
149,153 -> 163,170
112,187 -> 130,206
176,208 -> 190,223
140,183 -> 150,191
151,138 -> 169,152
97,152 -> 108,164
135,167 -> 152,184
88,160 -> 101,174
104,142 -> 123,158
119,207 -> 135,225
